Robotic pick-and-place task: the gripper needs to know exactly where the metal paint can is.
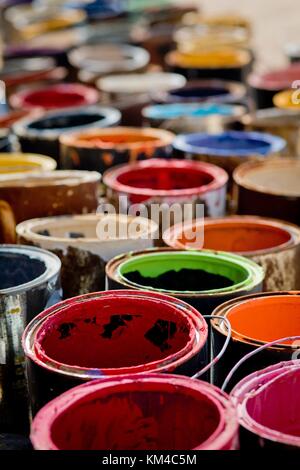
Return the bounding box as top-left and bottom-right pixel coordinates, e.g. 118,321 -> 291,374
23,290 -> 208,413
241,108 -> 300,157
0,170 -> 101,228
10,83 -> 100,112
173,131 -> 286,178
17,213 -> 158,298
30,373 -> 238,450
103,158 -> 228,222
211,291 -> 300,389
13,105 -> 121,163
105,248 -> 264,314
142,103 -> 246,134
60,128 -> 175,174
162,216 -> 300,292
231,360 -> 300,449
152,79 -> 247,106
165,48 -> 252,82
233,158 -> 300,225
273,89 -> 300,111
0,244 -> 61,433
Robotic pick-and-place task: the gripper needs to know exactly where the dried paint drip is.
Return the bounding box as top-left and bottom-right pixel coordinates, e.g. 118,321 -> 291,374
0,252 -> 46,289
30,374 -> 239,450
124,268 -> 234,292
231,361 -> 300,448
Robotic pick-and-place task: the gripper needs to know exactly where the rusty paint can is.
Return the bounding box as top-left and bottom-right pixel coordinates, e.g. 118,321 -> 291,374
231,360 -> 300,449
60,128 -> 175,174
13,105 -> 121,163
30,373 -> 238,450
211,291 -> 300,389
173,131 -> 286,178
0,244 -> 61,434
17,213 -> 158,298
0,170 -> 100,228
162,216 -> 300,292
105,248 -> 264,314
233,158 -> 300,225
165,48 -> 252,82
23,290 -> 208,413
241,108 -> 300,157
103,158 -> 228,222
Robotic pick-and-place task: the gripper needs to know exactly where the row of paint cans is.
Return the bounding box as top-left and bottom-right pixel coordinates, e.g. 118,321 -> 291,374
16,214 -> 158,298
22,290 -> 208,414
163,215 -> 300,291
105,248 -> 264,314
0,245 -> 61,434
211,291 -> 300,388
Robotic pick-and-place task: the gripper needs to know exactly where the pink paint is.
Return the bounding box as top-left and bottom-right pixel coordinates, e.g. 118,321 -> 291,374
248,63 -> 300,90
103,158 -> 228,204
10,83 -> 100,111
231,360 -> 300,448
30,374 -> 238,450
23,290 -> 207,376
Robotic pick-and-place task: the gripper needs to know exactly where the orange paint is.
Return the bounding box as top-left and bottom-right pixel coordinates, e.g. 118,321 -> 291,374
164,217 -> 292,255
226,295 -> 300,345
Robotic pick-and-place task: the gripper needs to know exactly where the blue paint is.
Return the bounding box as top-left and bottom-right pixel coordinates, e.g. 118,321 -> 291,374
144,103 -> 237,120
173,131 -> 286,157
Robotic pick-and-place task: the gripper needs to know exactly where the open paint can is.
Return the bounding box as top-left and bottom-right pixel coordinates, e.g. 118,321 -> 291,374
23,290 -> 208,413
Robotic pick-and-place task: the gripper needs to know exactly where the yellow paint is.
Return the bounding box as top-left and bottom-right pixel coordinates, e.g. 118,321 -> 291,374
273,89 -> 300,110
169,48 -> 250,69
0,153 -> 56,174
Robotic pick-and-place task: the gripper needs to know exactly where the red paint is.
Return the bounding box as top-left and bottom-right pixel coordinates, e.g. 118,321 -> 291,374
30,374 -> 238,450
10,83 -> 100,111
23,290 -> 207,375
232,361 -> 300,447
103,158 -> 228,204
248,63 -> 300,90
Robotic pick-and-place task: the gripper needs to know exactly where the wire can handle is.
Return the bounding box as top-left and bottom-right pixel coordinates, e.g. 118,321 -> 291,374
221,334 -> 300,391
192,315 -> 232,380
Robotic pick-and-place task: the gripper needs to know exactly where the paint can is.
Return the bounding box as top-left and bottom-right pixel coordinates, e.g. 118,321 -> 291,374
13,105 -> 121,163
247,63 -> 300,109
60,128 -> 175,174
241,108 -> 300,157
173,131 -> 286,178
17,214 -> 158,298
165,48 -> 252,82
23,290 -> 208,413
0,152 -> 56,174
211,291 -> 300,389
152,79 -> 247,106
103,158 -> 228,225
9,83 -> 100,112
0,244 -> 61,433
273,89 -> 300,111
285,42 -> 300,63
68,44 -> 150,80
181,12 -> 251,36
231,360 -> 300,449
163,216 -> 300,291
0,109 -> 35,129
0,170 -> 100,233
233,158 -> 300,225
105,248 -> 264,314
30,373 -> 238,450
96,72 -> 186,126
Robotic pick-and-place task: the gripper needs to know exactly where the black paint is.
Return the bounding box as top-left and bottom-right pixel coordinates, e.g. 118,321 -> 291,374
0,253 -> 46,290
145,319 -> 177,351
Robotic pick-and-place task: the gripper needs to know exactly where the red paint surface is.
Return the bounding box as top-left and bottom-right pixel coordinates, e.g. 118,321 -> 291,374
30,374 -> 238,450
249,63 -> 300,90
10,84 -> 99,111
103,158 -> 228,203
28,290 -> 207,375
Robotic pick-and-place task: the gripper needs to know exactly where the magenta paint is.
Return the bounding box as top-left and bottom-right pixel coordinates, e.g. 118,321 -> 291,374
9,83 -> 100,111
231,360 -> 300,449
22,290 -> 208,413
30,373 -> 238,450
